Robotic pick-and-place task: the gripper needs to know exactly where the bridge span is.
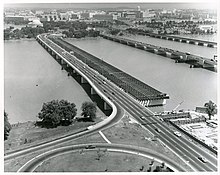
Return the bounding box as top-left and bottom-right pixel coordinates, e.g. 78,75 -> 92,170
101,34 -> 217,72
137,32 -> 217,48
48,36 -> 169,107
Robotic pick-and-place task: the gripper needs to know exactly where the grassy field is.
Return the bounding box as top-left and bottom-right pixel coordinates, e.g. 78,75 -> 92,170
4,112 -> 192,172
34,150 -> 163,172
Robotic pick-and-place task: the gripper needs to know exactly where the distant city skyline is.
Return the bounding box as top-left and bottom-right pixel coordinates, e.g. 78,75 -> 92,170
4,2 -> 217,10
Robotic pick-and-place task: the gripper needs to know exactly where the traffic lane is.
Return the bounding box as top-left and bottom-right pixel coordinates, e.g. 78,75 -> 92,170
46,38 -> 217,171
88,72 -> 217,171
18,143 -> 186,172
99,76 -> 218,166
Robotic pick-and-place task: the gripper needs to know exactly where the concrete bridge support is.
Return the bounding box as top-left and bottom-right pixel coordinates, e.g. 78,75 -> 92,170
198,42 -> 204,46
81,77 -> 88,84
207,44 -> 214,48
189,40 -> 195,44
91,87 -> 97,95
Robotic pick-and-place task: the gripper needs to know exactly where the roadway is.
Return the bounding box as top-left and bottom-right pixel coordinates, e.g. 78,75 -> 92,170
5,35 -> 217,172
50,36 -> 217,171
17,143 -> 186,172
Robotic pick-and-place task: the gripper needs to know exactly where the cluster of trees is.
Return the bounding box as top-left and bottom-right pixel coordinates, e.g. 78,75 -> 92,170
205,100 -> 217,120
62,29 -> 100,38
4,20 -> 103,40
4,26 -> 45,40
4,111 -> 11,140
36,100 -> 97,128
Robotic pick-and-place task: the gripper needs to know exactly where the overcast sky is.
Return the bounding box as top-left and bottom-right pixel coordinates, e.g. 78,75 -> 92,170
4,2 -> 217,10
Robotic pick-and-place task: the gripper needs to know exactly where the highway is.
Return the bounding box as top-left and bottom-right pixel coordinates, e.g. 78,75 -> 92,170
5,34 -> 217,172
17,143 -> 186,172
49,36 -> 217,172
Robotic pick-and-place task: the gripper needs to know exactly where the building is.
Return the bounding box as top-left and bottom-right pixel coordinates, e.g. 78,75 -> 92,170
27,19 -> 43,28
80,12 -> 90,19
40,13 -> 59,21
93,14 -> 113,21
59,12 -> 70,21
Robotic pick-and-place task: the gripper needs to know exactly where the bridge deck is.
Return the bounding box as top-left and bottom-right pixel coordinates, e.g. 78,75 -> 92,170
49,36 -> 169,101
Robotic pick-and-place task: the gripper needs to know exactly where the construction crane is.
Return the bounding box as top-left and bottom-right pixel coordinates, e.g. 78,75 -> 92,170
172,101 -> 184,113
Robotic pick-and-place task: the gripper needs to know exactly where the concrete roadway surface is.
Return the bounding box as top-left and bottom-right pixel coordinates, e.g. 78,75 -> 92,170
54,38 -> 217,172
17,143 -> 186,172
5,35 -> 217,172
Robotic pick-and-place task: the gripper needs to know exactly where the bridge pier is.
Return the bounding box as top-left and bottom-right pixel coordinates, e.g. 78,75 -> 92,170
189,40 -> 195,44
198,42 -> 204,46
145,46 -> 155,53
168,37 -> 173,41
174,38 -> 180,42
207,44 -> 214,48
81,77 -> 88,84
156,48 -> 167,56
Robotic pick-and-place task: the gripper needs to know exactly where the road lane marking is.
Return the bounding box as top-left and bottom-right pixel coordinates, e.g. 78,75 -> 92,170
99,131 -> 111,144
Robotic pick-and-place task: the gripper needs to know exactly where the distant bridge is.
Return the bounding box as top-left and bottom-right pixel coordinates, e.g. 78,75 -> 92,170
100,34 -> 217,72
137,32 -> 217,48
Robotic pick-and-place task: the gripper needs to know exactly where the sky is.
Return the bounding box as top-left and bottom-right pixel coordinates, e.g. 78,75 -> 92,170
3,0 -> 218,10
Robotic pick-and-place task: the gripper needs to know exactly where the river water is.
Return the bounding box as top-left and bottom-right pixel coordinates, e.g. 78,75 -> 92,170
4,36 -> 217,123
4,40 -> 102,124
66,37 -> 217,112
122,34 -> 217,60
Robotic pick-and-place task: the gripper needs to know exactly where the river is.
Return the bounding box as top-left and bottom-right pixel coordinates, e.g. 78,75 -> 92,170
4,36 -> 217,123
65,36 -> 217,112
4,40 -> 103,124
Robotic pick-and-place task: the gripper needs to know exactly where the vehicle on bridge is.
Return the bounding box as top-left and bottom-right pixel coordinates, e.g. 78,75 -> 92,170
198,156 -> 208,163
85,145 -> 96,149
174,131 -> 181,137
155,128 -> 161,133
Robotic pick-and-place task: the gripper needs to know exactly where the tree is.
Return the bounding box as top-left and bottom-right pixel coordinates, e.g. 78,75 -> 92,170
204,100 -> 217,120
81,101 -> 97,121
37,100 -> 77,128
4,111 -> 12,140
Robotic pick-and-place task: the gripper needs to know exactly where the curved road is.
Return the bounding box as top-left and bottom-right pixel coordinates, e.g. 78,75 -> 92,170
49,36 -> 217,172
5,35 -> 217,172
17,143 -> 186,172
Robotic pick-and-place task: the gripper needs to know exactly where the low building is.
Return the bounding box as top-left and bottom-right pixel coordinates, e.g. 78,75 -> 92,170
93,14 -> 113,21
27,19 -> 43,28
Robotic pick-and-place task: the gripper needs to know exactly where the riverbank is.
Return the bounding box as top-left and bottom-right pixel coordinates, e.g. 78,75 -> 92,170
4,118 -> 101,153
4,37 -> 36,41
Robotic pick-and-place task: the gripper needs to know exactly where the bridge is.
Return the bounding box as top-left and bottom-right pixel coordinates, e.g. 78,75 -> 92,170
101,34 -> 217,72
48,36 -> 169,107
137,32 -> 217,48
5,34 -> 217,172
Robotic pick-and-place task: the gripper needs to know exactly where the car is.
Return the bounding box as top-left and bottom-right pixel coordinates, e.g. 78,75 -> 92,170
85,145 -> 96,149
174,131 -> 181,137
198,156 -> 207,163
155,128 -> 161,133
112,92 -> 115,95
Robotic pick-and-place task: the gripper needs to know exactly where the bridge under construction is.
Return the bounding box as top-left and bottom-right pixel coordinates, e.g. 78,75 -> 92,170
49,36 -> 169,107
